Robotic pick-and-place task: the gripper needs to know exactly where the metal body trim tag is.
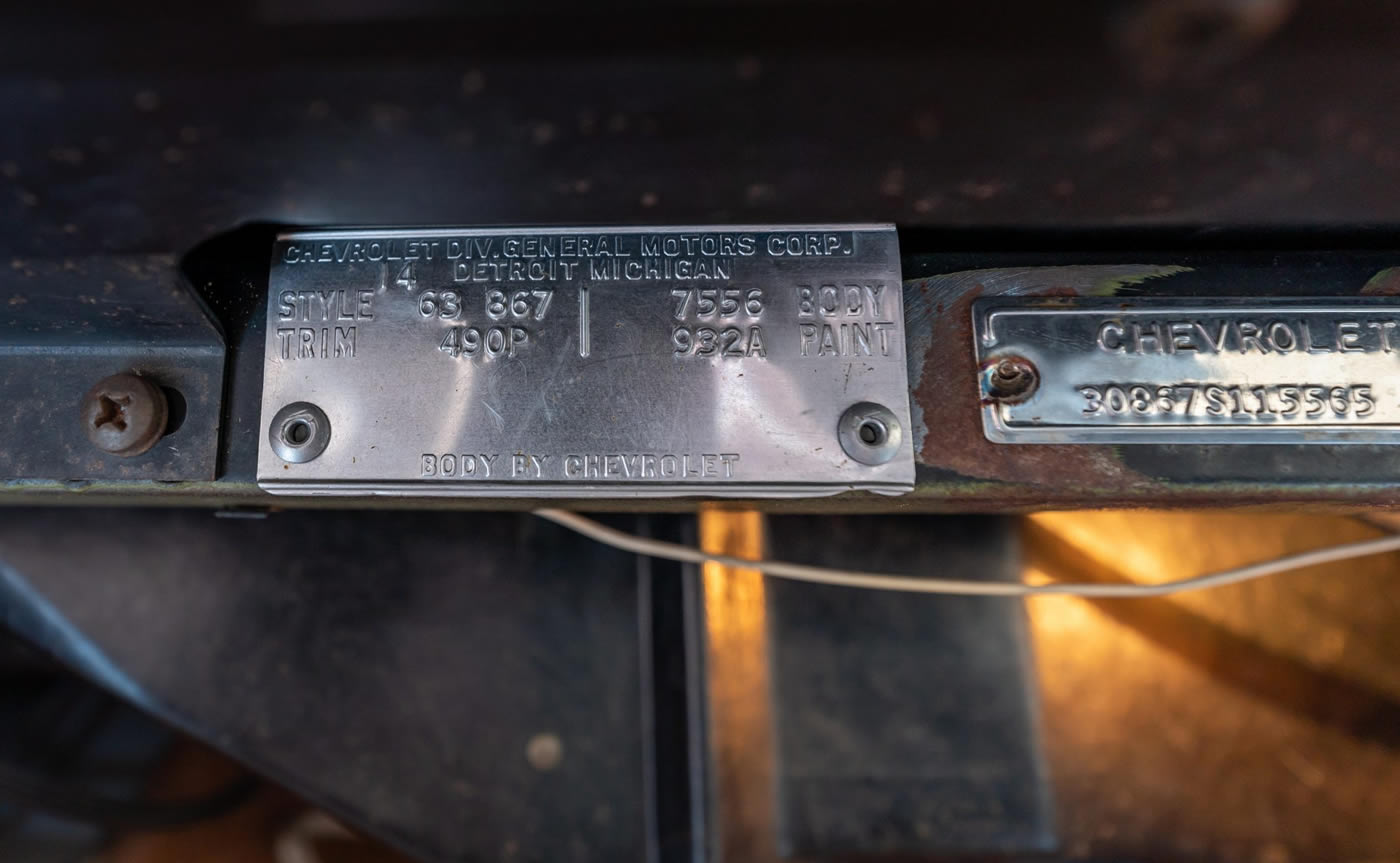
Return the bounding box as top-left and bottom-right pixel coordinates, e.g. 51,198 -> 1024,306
258,225 -> 913,497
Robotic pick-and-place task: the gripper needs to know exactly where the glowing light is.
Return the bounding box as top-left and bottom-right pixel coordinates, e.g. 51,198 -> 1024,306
699,508 -> 776,860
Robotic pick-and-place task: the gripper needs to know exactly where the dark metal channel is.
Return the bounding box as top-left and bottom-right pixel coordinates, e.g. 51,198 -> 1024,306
10,235 -> 1400,508
764,515 -> 1052,858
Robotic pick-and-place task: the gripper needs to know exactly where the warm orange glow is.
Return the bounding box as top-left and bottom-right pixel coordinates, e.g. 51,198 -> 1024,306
1021,510 -> 1400,858
699,509 -> 767,640
698,508 -> 775,861
1022,567 -> 1115,635
1023,511 -> 1398,638
1022,510 -> 1400,690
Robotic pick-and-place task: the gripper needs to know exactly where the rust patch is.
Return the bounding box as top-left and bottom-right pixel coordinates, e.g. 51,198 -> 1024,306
908,265 -> 1190,493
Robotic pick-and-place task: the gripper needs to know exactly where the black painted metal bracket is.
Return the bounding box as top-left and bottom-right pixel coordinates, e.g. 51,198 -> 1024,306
0,255 -> 225,482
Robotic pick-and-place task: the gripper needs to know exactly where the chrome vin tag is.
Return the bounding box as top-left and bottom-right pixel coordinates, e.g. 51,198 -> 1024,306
975,298 -> 1400,444
258,225 -> 912,497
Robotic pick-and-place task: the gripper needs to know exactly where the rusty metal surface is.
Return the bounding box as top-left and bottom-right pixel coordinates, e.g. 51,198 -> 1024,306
905,247 -> 1400,511
0,256 -> 224,481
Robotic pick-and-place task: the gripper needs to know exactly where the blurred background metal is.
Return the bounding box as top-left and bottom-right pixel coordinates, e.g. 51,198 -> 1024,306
7,0 -> 1393,246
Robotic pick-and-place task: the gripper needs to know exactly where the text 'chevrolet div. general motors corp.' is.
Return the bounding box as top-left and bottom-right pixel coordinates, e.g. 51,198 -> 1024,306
257,225 -> 913,497
975,298 -> 1400,444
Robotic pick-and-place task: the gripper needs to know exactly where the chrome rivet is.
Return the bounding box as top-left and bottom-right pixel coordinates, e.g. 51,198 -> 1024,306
838,402 -> 903,466
269,402 -> 331,464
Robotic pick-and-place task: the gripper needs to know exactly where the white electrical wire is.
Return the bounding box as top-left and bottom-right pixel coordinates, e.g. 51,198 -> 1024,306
535,509 -> 1400,598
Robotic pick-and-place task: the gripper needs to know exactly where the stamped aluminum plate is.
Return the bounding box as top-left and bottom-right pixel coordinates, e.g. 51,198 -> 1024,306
258,225 -> 912,497
975,298 -> 1400,444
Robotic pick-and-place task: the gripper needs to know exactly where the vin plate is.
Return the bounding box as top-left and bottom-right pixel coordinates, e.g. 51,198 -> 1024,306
975,298 -> 1400,444
258,225 -> 913,497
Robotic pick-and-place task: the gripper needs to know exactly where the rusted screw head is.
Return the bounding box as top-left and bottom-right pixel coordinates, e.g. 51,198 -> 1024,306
984,356 -> 1039,402
80,373 -> 168,457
